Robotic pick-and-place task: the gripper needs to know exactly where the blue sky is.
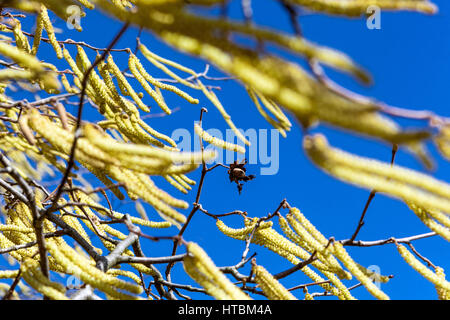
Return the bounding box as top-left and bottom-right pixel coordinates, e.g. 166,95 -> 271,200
4,1 -> 450,300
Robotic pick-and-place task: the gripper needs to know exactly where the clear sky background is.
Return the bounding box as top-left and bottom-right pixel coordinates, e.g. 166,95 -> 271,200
4,1 -> 450,300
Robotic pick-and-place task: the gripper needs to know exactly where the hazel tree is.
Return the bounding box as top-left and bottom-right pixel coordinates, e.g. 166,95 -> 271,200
0,0 -> 448,300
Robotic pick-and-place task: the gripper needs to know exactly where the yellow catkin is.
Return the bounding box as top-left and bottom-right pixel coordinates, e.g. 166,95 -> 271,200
285,214 -> 325,253
47,239 -> 143,299
321,270 -> 354,300
0,42 -> 59,89
284,214 -> 351,280
135,173 -> 188,208
21,259 -> 68,300
303,134 -> 450,214
107,166 -> 188,223
60,207 -> 94,247
184,242 -> 251,300
27,109 -> 119,169
0,225 -> 34,233
278,215 -> 313,252
244,219 -> 313,263
3,209 -> 35,246
102,225 -> 127,240
76,47 -> 122,110
129,53 -> 171,114
256,223 -> 347,284
216,219 -> 272,238
131,51 -> 199,103
258,94 -> 292,130
81,162 -> 125,200
0,270 -> 20,279
396,244 -> 450,292
70,193 -> 107,237
285,208 -> 351,280
115,114 -> 165,147
139,44 -> 200,89
289,208 -> 328,245
425,209 -> 450,230
184,255 -> 232,299
31,8 -> 44,55
284,0 -> 437,16
304,292 -> 314,300
171,174 -> 192,191
333,242 -> 389,300
355,264 -> 391,284
194,123 -> 245,154
278,218 -> 356,298
106,55 -> 150,112
60,73 -> 77,93
164,175 -> 188,194
78,0 -> 95,10
137,118 -> 178,148
12,19 -> 31,53
63,47 -> 84,78
98,60 -> 138,116
106,269 -> 143,286
83,123 -> 216,164
247,88 -> 289,137
409,205 -> 450,242
74,191 -> 172,228
40,6 -> 63,59
252,265 -> 297,300
54,102 -> 69,130
217,218 -> 345,297
435,267 -> 449,300
0,232 -> 35,261
178,173 -> 196,186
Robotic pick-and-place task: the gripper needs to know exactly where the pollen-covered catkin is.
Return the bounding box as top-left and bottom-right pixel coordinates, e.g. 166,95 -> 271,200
216,219 -> 272,238
106,55 -> 150,112
12,19 -> 31,53
130,51 -> 199,102
164,175 -> 188,194
283,0 -> 437,16
252,264 -> 297,300
247,88 -> 290,137
396,244 -> 450,292
128,53 -> 171,114
20,258 -> 68,300
39,6 -> 63,59
0,42 -> 59,89
408,204 -> 450,242
332,242 -> 389,300
217,217 -> 346,297
83,123 -> 216,164
74,190 -> 172,228
0,269 -> 20,279
435,267 -> 449,300
106,269 -> 143,286
278,214 -> 349,279
139,43 -> 200,89
47,240 -> 143,299
194,123 -> 245,153
31,7 -> 44,55
303,134 -> 450,214
184,242 -> 251,300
